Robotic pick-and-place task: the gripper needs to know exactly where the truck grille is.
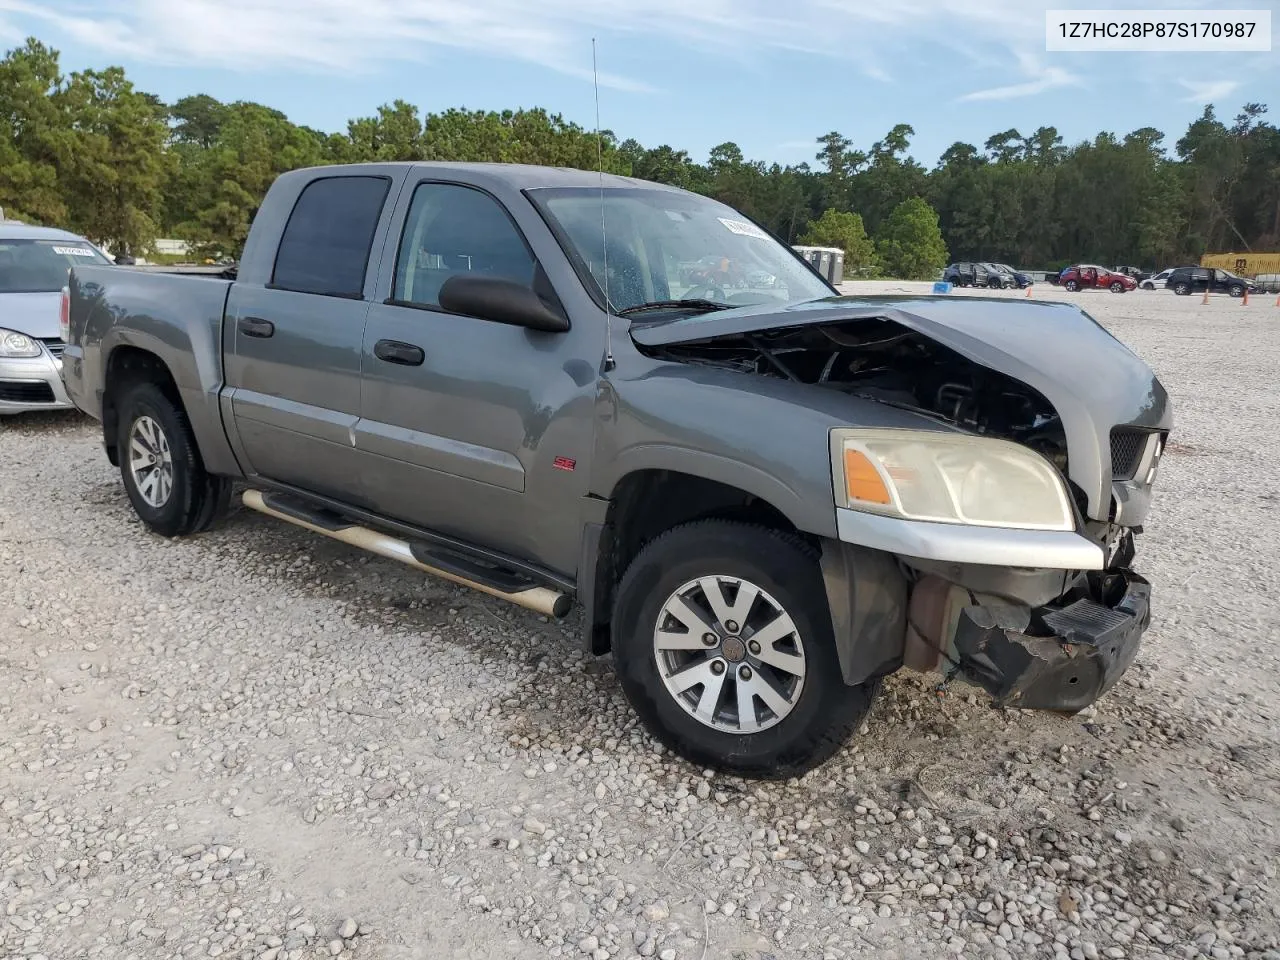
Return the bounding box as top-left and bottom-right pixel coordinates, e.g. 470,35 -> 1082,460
39,338 -> 65,360
1109,428 -> 1148,481
0,380 -> 57,404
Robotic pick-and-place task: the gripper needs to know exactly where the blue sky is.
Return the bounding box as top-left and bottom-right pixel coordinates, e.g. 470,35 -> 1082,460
2,0 -> 1277,167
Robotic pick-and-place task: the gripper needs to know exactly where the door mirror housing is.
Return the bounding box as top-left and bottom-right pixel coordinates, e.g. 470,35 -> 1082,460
438,275 -> 570,333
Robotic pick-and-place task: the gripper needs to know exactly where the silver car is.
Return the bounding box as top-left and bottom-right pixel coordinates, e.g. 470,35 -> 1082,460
0,223 -> 113,414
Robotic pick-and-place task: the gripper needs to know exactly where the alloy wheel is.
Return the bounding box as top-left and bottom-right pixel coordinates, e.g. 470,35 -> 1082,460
652,575 -> 807,734
129,415 -> 175,508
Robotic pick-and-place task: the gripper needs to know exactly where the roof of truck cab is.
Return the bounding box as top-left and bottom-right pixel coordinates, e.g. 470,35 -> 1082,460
0,223 -> 96,242
292,161 -> 688,192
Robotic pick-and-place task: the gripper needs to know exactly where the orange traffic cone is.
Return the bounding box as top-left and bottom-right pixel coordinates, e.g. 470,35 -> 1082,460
1201,288 -> 1210,305
1242,287 -> 1249,306
1274,292 -> 1280,307
1025,285 -> 1032,298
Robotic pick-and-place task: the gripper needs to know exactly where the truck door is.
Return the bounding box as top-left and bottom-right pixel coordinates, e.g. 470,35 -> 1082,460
355,179 -> 598,578
222,173 -> 398,503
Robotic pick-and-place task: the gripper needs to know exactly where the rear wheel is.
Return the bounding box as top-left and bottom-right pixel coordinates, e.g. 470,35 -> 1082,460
117,382 -> 232,537
1173,282 -> 1191,296
612,520 -> 880,779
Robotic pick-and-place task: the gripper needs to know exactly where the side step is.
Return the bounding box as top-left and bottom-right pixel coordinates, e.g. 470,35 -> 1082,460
241,490 -> 572,618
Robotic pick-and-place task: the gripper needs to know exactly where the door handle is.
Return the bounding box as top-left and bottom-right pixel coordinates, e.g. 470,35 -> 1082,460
239,316 -> 275,338
374,339 -> 425,366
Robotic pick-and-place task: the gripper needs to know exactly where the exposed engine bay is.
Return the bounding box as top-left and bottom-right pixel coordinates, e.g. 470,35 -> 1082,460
639,316 -> 1071,475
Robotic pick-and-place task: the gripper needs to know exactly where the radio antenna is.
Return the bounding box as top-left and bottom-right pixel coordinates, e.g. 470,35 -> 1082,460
592,37 -> 615,371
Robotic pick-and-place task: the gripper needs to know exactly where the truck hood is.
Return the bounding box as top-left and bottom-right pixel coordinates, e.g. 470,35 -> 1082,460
630,294 -> 1172,522
0,292 -> 62,339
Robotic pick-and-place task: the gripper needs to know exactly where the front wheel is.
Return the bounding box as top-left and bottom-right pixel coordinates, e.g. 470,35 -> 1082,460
1110,281 -> 1125,293
612,520 -> 880,779
117,382 -> 232,537
1228,285 -> 1244,298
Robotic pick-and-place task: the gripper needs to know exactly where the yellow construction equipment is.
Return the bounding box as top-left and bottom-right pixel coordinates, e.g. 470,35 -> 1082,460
1200,252 -> 1280,276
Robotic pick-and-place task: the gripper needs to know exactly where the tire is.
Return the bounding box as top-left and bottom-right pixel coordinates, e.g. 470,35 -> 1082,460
611,520 -> 880,779
1228,285 -> 1244,298
1065,279 -> 1080,292
1173,282 -> 1191,296
117,382 -> 232,537
1110,281 -> 1124,293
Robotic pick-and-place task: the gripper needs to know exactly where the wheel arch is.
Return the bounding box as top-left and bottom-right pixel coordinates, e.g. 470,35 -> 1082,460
102,345 -> 183,467
579,468 -> 809,657
101,340 -> 237,476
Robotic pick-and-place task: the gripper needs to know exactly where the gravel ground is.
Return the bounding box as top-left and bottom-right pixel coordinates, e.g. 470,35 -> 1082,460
2,284 -> 1278,960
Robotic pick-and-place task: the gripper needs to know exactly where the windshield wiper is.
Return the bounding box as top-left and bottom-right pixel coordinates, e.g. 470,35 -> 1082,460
616,298 -> 731,317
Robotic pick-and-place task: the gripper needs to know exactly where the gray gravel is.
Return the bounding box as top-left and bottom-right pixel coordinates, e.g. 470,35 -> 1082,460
2,285 -> 1278,959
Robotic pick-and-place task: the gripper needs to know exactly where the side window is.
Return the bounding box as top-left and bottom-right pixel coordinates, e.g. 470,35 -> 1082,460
272,176 -> 391,298
392,183 -> 535,309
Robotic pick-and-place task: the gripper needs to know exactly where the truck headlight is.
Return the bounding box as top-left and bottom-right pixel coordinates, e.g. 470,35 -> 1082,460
830,428 -> 1075,531
0,329 -> 42,358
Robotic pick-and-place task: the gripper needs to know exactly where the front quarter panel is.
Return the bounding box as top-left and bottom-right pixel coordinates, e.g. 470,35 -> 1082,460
594,350 -> 962,538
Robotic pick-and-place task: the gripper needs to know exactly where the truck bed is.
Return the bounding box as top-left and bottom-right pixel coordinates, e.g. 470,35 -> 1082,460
65,265 -> 237,468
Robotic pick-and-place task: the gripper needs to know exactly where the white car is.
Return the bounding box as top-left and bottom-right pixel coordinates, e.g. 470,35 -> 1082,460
0,223 -> 114,415
1139,268 -> 1174,291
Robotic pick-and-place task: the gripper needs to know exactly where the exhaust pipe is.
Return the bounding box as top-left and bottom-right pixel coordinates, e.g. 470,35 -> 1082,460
241,490 -> 571,618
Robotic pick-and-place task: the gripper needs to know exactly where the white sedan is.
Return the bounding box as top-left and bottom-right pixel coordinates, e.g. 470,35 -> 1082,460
0,223 -> 114,415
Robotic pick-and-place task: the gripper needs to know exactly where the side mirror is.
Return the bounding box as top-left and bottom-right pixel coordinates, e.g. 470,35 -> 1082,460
438,275 -> 570,333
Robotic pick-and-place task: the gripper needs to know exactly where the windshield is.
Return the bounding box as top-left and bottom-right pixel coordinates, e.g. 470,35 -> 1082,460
0,238 -> 111,294
530,187 -> 832,314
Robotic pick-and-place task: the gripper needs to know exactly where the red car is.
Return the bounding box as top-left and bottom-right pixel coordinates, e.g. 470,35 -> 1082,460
1059,264 -> 1137,293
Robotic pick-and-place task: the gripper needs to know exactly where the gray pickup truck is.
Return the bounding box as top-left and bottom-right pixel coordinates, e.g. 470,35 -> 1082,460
61,162 -> 1171,778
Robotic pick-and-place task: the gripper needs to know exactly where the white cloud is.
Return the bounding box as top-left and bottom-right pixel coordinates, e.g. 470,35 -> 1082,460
958,48 -> 1080,101
0,0 -> 1083,99
1178,78 -> 1240,104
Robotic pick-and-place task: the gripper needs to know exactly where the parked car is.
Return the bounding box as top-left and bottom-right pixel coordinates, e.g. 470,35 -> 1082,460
1139,268 -> 1174,291
1165,266 -> 1258,298
1114,266 -> 1153,283
0,223 -> 114,415
942,262 -> 1014,288
1059,264 -> 1137,293
989,262 -> 1035,288
61,162 -> 1171,778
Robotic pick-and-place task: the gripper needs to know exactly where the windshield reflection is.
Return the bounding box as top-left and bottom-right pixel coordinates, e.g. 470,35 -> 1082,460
531,187 -> 831,314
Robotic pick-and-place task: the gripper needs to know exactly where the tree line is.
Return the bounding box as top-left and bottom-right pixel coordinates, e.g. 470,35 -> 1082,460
2,37 -> 1278,279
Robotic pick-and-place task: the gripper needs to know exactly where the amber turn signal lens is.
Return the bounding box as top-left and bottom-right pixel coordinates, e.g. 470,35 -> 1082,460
843,448 -> 892,505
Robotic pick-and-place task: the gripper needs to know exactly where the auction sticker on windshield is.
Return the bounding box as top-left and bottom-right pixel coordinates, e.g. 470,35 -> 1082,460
718,217 -> 770,240
50,246 -> 96,256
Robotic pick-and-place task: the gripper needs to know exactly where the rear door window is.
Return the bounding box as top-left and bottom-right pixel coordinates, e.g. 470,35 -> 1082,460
271,176 -> 391,298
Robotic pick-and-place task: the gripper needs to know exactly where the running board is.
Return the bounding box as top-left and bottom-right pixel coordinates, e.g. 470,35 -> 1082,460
241,489 -> 571,618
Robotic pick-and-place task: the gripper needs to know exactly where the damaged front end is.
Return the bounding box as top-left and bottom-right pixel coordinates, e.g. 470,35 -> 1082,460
905,562 -> 1151,713
631,295 -> 1172,715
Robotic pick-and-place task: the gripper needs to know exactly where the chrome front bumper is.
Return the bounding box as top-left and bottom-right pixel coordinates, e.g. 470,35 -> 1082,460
0,349 -> 74,415
835,507 -> 1105,571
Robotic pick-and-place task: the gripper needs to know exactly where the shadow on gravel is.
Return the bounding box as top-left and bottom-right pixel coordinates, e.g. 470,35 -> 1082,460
0,409 -> 91,434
